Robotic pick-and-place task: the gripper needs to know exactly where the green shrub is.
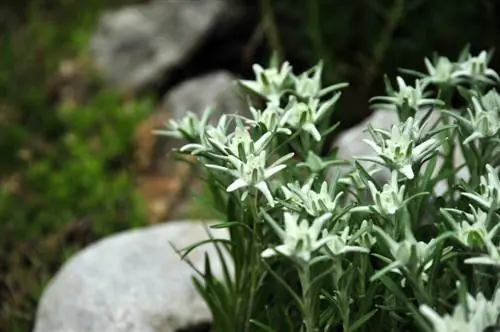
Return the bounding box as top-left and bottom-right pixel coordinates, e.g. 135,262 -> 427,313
165,48 -> 500,331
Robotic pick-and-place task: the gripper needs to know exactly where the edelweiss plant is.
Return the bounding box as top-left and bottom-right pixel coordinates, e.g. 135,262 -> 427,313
160,48 -> 500,332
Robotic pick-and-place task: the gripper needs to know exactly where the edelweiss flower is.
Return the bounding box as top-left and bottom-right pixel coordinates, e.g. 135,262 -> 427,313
239,62 -> 292,103
481,89 -> 500,113
224,126 -> 272,159
282,179 -> 343,217
361,118 -> 440,179
465,240 -> 500,267
262,212 -> 333,261
372,226 -> 442,283
351,171 -> 406,216
370,77 -> 443,111
462,96 -> 500,144
206,151 -> 294,206
292,61 -> 349,99
454,50 -> 500,85
420,288 -> 500,332
155,109 -> 211,141
369,177 -> 405,216
247,102 -> 291,135
284,94 -> 339,141
293,62 -> 323,99
462,164 -> 500,210
322,226 -> 369,256
442,205 -> 500,249
423,56 -> 463,86
179,114 -> 230,155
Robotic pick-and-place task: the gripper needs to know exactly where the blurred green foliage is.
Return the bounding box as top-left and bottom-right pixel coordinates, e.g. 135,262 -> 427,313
0,0 -> 149,331
262,0 -> 500,128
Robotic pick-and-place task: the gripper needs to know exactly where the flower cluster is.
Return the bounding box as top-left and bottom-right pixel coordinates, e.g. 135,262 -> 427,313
163,48 -> 500,332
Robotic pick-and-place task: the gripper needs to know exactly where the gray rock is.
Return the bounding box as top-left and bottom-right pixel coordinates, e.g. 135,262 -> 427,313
34,221 -> 230,332
162,70 -> 247,121
90,0 -> 227,92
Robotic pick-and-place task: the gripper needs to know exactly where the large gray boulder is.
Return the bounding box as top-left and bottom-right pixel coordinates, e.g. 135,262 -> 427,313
34,221 -> 230,332
90,0 -> 227,92
161,70 -> 247,121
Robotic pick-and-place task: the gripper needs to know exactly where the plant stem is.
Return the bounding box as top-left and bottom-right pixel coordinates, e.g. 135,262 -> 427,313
244,192 -> 261,332
299,262 -> 316,332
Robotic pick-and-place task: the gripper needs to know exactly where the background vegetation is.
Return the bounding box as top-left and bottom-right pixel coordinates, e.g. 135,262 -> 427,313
1,0 -> 499,331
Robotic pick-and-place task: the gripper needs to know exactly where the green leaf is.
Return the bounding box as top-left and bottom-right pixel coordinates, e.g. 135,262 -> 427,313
250,319 -> 276,332
348,309 -> 378,332
370,261 -> 402,282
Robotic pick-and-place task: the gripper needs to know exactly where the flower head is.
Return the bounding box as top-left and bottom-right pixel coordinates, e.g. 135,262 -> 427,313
370,77 -> 443,111
322,226 -> 369,256
454,50 -> 500,85
461,95 -> 500,144
262,212 -> 333,261
282,179 -> 343,217
443,205 -> 500,249
370,171 -> 405,216
420,289 -> 500,332
462,164 -> 500,210
284,94 -> 339,141
423,56 -> 463,86
155,109 -> 211,141
207,150 -> 294,207
350,171 -> 406,216
239,62 -> 292,103
247,102 -> 291,135
362,117 -> 440,179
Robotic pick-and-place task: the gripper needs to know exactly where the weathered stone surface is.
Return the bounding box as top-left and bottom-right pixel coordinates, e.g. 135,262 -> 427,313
90,0 -> 227,92
333,109 -> 468,195
161,70 -> 247,122
34,221 -> 230,332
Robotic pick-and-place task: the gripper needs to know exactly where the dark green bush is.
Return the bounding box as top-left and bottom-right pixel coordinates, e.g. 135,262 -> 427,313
0,1 -> 149,331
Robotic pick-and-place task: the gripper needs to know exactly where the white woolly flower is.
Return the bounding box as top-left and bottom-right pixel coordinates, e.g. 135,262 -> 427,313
361,117 -> 440,179
155,109 -> 211,141
322,226 -> 369,256
293,62 -> 324,99
284,94 -> 339,141
462,96 -> 500,145
370,77 -> 443,111
464,240 -> 500,267
262,212 -> 333,261
206,151 -> 294,207
239,62 -> 292,103
420,289 -> 500,332
443,205 -> 500,249
292,61 -> 349,99
247,102 -> 291,135
282,179 -> 343,217
481,89 -> 500,113
350,171 -> 407,217
360,171 -> 405,216
371,226 -> 442,284
454,50 -> 500,84
423,56 -> 464,86
462,164 -> 500,210
179,114 -> 230,155
224,126 -> 272,159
